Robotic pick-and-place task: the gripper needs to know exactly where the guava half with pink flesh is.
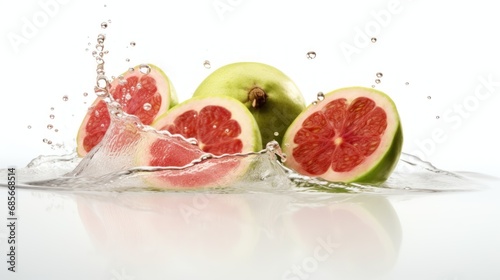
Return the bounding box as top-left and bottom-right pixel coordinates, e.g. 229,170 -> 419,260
76,64 -> 177,157
136,95 -> 262,189
282,87 -> 403,184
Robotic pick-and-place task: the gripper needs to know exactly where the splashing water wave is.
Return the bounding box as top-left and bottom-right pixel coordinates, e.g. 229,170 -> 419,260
0,110 -> 492,194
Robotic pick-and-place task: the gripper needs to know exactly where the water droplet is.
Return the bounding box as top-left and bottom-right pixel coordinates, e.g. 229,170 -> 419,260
97,34 -> 105,44
376,72 -> 383,78
49,114 -> 55,119
47,140 -> 52,145
311,101 -> 318,105
83,92 -> 88,97
136,83 -> 142,89
27,125 -> 32,129
54,129 -> 59,132
47,124 -> 53,130
201,154 -> 213,161
139,64 -> 151,75
371,85 -> 376,88
203,60 -> 211,69
375,79 -> 381,84
85,48 -> 89,52
436,116 -> 440,119
130,41 -> 136,47
104,4 -> 107,7
88,42 -> 91,46
125,93 -> 132,100
316,92 -> 325,101
403,187 -> 411,190
50,107 -> 54,111
405,82 -> 409,86
125,58 -> 130,62
306,51 -> 316,59
224,128 -> 230,134
95,76 -> 109,97
95,56 -> 104,64
108,19 -> 112,23
62,95 -> 69,101
143,103 -> 152,111
118,76 -> 126,85
128,67 -> 135,72
427,96 -> 431,100
43,138 -> 49,143
274,132 -> 279,136
371,37 -> 377,43
101,22 -> 108,29
212,125 -> 217,129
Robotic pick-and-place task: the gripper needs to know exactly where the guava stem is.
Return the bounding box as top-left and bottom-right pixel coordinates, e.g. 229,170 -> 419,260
248,87 -> 267,108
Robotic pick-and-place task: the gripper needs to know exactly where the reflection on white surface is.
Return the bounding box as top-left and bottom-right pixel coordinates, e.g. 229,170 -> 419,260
1,182 -> 499,280
0,188 -> 404,280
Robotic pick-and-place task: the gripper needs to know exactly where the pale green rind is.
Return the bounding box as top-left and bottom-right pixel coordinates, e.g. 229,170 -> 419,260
351,124 -> 403,184
192,62 -> 306,146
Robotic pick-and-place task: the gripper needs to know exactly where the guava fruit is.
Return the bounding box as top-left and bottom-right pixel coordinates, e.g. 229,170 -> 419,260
76,63 -> 177,157
282,86 -> 403,184
136,95 -> 262,189
192,62 -> 306,146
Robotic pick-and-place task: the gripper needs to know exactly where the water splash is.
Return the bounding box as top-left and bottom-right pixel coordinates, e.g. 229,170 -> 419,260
3,113 -> 492,194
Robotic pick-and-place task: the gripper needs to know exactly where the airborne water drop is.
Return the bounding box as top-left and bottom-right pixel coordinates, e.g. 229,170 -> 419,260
139,64 -> 151,75
306,51 -> 316,59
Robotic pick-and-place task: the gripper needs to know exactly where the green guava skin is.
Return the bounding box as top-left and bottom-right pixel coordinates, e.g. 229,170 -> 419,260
353,124 -> 403,184
192,62 -> 306,146
282,86 -> 403,185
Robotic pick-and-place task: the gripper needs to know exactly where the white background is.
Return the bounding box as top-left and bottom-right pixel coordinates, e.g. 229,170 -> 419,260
1,0 -> 499,177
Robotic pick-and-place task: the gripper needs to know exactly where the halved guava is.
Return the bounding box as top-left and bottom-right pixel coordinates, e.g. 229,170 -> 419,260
136,95 -> 262,189
76,64 -> 177,157
282,87 -> 403,184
